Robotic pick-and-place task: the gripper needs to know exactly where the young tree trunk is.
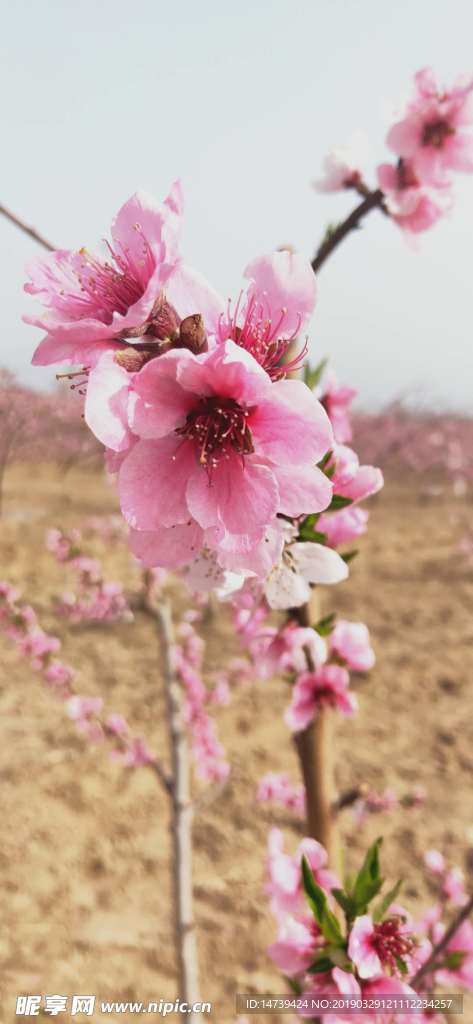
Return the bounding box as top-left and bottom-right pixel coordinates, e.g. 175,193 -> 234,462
294,594 -> 340,872
155,602 -> 202,1019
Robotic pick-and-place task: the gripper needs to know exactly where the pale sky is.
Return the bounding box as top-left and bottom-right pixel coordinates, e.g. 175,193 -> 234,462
1,0 -> 472,411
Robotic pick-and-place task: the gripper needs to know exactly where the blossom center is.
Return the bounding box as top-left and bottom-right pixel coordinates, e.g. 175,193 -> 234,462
219,294 -> 307,380
370,918 -> 414,972
175,396 -> 255,468
68,229 -> 154,324
422,119 -> 455,149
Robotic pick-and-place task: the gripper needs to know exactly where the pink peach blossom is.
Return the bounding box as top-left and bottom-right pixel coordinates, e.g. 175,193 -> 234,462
268,913 -> 319,975
285,665 -> 358,732
361,976 -> 425,1024
387,68 -> 473,188
318,506 -> 369,548
348,914 -> 416,979
257,772 -> 306,815
217,251 -> 316,380
435,920 -> 473,988
249,623 -> 327,680
330,445 -> 384,503
320,372 -> 357,444
313,136 -> 369,193
329,620 -> 375,672
264,540 -> 348,610
266,828 -> 339,918
120,340 -> 333,572
301,967 -> 361,1022
26,184 -> 184,368
377,161 -> 451,234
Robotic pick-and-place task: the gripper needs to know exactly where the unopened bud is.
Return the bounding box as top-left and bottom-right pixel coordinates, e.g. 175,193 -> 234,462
148,296 -> 181,340
114,347 -> 151,373
177,314 -> 208,354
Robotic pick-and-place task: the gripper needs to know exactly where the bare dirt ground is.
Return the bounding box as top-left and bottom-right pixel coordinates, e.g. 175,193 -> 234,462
0,465 -> 472,1023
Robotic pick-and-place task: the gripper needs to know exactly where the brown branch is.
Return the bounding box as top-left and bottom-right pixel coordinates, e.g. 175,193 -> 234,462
154,599 -> 202,1017
292,598 -> 340,872
312,189 -> 386,274
0,202 -> 56,252
412,893 -> 473,988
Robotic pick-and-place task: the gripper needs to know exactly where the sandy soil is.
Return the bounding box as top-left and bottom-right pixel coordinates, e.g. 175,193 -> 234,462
0,465 -> 472,1023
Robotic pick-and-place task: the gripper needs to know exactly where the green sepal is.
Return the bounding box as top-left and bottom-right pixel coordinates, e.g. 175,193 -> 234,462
442,951 -> 467,970
298,513 -> 321,542
328,494 -> 354,511
341,549 -> 359,564
286,975 -> 303,995
314,613 -> 336,637
307,956 -> 335,975
304,358 -> 328,391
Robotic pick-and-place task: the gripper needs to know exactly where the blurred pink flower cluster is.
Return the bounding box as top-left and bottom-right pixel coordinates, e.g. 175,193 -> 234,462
175,611 -> 231,783
0,580 -> 154,767
46,527 -> 133,624
315,67 -> 473,236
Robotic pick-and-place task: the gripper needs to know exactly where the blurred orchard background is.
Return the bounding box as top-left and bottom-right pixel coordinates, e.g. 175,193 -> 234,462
1,1 -> 473,1022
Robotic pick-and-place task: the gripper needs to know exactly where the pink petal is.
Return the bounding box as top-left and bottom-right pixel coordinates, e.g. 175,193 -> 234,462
251,379 -> 333,466
111,187 -> 181,270
187,456 -> 279,538
272,464 -> 332,516
164,263 -> 225,337
85,351 -> 134,452
348,916 -> 381,979
177,339 -> 269,405
243,251 -> 317,336
129,521 -> 204,568
119,436 -> 195,529
386,118 -> 421,158
340,465 -> 384,503
131,349 -> 195,439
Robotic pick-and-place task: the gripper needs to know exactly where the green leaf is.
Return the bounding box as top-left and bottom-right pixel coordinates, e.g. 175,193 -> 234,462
304,358 -> 328,391
314,613 -> 336,637
373,880 -> 402,923
341,549 -> 359,564
328,494 -> 354,511
352,838 -> 384,914
332,888 -> 358,920
301,856 -> 344,946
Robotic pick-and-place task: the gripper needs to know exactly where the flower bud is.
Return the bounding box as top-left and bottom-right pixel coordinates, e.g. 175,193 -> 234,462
148,296 -> 181,340
177,313 -> 208,354
114,347 -> 152,373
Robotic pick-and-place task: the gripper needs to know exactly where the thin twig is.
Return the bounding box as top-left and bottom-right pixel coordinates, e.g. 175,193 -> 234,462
312,189 -> 386,274
154,599 -> 202,1017
412,893 -> 473,988
0,203 -> 56,252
